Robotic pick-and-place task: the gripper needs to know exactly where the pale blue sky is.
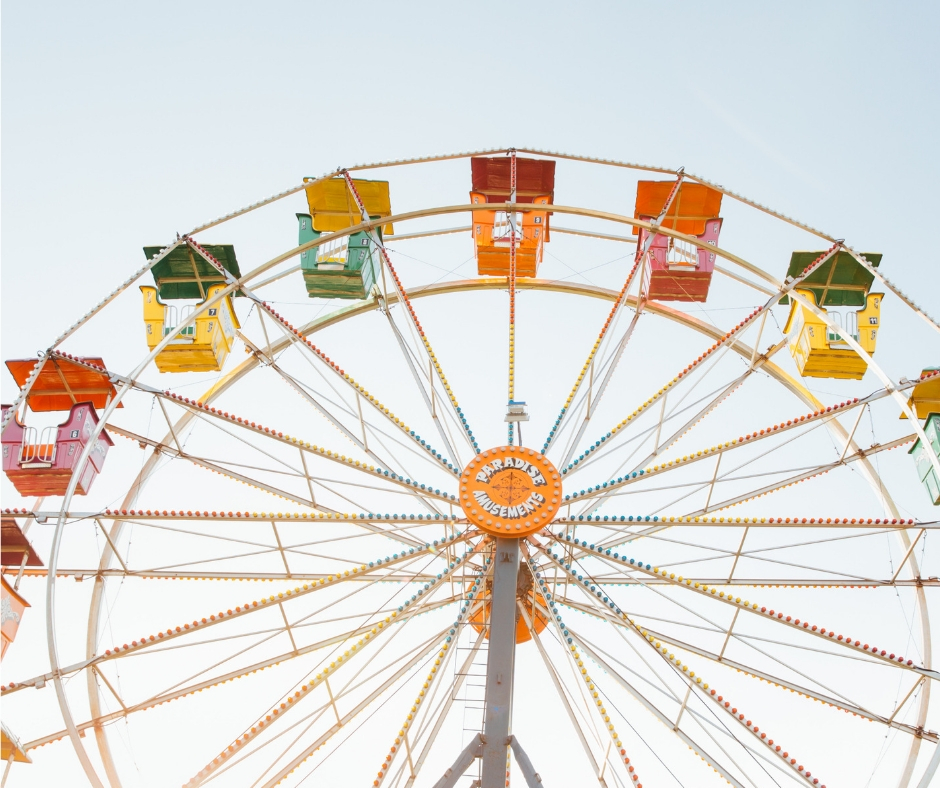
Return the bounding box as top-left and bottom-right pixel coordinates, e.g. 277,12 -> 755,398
4,1 -> 939,357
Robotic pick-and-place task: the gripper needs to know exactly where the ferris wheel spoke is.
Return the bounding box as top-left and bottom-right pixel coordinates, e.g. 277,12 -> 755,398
533,537 -> 937,744
399,628 -> 488,788
541,590 -> 736,786
90,510 -> 462,558
378,296 -> 465,464
570,337 -> 789,518
524,564 -> 652,785
542,564 -> 838,787
537,524 -> 933,591
619,526 -> 912,582
238,628 -> 449,788
634,629 -> 833,787
537,574 -> 781,787
570,627 -> 772,787
175,623 -> 448,785
562,389 -> 913,519
557,308 -> 647,470
561,243 -> 853,506
558,591 -> 928,741
109,419 -> 457,526
519,603 -> 611,781
106,423 -> 328,511
232,281 -> 462,480
620,342 -> 787,483
545,173 -> 687,457
372,604 -> 470,787
188,607 -> 458,787
644,621 -> 930,740
149,363 -> 456,499
570,625 -> 811,788
340,172 -> 478,457
101,512 -> 454,564
6,539 -> 467,703
23,613 -> 432,754
266,356 -> 458,515
554,277 -> 774,476
234,541 -> 485,787
380,569 -> 488,787
685,434 -> 914,517
562,349 -> 746,482
574,545 -> 938,681
239,630 -> 453,788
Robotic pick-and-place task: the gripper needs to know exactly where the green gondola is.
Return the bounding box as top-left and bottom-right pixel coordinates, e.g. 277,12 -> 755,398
910,413 -> 940,505
298,213 -> 381,300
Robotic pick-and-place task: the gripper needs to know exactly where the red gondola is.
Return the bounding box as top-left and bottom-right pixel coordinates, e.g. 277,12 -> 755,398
2,402 -> 113,496
634,181 -> 724,302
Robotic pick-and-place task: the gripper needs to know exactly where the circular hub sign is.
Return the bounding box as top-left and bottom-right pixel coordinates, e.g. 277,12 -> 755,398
459,446 -> 562,537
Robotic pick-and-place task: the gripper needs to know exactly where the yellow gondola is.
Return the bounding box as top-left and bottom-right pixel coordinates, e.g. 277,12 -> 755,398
783,288 -> 882,380
901,368 -> 940,419
141,284 -> 240,373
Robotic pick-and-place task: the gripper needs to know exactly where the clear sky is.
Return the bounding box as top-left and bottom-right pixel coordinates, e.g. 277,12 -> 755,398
3,0 -> 940,351
2,2 -> 939,787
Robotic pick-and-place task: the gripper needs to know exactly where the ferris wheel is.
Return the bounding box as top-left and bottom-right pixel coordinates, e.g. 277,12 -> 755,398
1,148 -> 939,788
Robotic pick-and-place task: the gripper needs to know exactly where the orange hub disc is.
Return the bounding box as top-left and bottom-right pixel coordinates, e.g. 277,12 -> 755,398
458,446 -> 562,537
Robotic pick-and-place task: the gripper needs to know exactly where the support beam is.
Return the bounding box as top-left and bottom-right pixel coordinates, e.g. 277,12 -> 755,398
509,736 -> 543,787
431,734 -> 484,788
481,538 -> 520,788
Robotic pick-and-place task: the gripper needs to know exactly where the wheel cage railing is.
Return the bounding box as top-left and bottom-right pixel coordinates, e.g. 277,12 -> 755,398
18,425 -> 57,464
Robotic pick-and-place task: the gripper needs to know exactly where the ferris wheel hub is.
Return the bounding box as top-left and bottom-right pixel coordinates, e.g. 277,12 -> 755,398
459,446 -> 561,537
